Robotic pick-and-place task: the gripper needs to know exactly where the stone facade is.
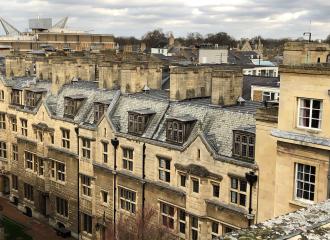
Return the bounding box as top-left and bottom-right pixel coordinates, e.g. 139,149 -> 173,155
0,67 -> 260,240
283,41 -> 330,65
256,65 -> 330,222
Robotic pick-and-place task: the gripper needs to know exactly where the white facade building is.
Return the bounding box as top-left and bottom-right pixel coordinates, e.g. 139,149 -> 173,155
198,48 -> 228,64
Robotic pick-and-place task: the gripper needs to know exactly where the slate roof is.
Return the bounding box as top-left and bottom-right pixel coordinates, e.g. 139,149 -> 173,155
223,200 -> 330,240
111,93 -> 169,139
2,76 -> 260,163
243,75 -> 280,100
46,81 -> 119,124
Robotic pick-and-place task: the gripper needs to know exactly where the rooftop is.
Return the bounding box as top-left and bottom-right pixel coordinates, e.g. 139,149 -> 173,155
223,200 -> 330,240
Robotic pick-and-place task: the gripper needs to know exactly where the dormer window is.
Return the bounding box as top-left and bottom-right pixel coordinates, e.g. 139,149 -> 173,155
25,90 -> 42,108
94,100 -> 110,123
128,109 -> 155,135
11,89 -> 22,106
166,116 -> 196,144
64,95 -> 86,118
233,131 -> 255,162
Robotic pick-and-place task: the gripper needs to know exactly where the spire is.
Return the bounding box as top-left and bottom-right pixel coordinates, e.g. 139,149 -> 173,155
52,17 -> 68,29
0,17 -> 20,35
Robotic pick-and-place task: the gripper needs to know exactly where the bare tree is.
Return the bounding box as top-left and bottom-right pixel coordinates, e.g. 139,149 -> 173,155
106,206 -> 174,240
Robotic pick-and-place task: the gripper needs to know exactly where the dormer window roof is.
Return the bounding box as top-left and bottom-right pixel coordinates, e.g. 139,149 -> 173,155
128,108 -> 155,135
166,115 -> 196,144
64,95 -> 86,118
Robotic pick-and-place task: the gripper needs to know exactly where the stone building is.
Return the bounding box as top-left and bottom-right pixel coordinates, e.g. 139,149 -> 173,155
0,17 -> 115,54
0,62 -> 261,240
256,64 -> 330,222
283,41 -> 330,65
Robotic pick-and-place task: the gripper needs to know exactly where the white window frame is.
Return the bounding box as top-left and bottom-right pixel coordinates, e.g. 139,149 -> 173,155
297,98 -> 322,130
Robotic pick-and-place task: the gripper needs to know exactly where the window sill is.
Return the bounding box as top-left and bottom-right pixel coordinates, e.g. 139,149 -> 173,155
296,126 -> 321,134
101,202 -> 109,207
81,195 -> 92,201
119,208 -> 136,216
289,199 -> 313,208
51,179 -> 66,186
55,213 -> 69,220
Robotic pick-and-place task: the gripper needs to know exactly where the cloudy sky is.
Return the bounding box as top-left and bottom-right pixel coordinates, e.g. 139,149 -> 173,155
1,0 -> 330,39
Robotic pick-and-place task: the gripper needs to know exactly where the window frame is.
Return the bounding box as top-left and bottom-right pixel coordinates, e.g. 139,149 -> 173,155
119,186 -> 136,214
233,131 -> 255,161
158,157 -> 171,183
230,177 -> 247,207
297,98 -> 323,130
12,175 -> 18,191
50,160 -> 66,183
122,148 -> 134,171
128,112 -> 150,135
212,182 -> 220,198
82,138 -> 91,159
56,196 -> 69,218
0,113 -> 6,129
20,119 -> 28,137
160,202 -> 175,229
24,183 -> 34,202
211,221 -> 220,239
0,141 -> 7,159
191,177 -> 200,194
102,142 -> 108,163
100,190 -> 109,205
81,175 -> 92,197
61,129 -> 70,149
190,215 -> 199,240
294,163 -> 316,203
82,213 -> 92,234
12,144 -> 18,161
11,117 -> 17,132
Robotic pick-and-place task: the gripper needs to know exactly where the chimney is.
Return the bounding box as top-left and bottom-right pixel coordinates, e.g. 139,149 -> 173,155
211,70 -> 243,106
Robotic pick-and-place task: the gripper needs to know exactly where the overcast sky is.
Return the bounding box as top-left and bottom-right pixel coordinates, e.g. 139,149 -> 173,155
1,0 -> 330,39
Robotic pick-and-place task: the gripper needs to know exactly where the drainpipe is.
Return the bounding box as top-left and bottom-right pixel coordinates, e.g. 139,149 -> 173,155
111,138 -> 119,239
74,126 -> 80,239
245,171 -> 258,227
141,143 -> 146,239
